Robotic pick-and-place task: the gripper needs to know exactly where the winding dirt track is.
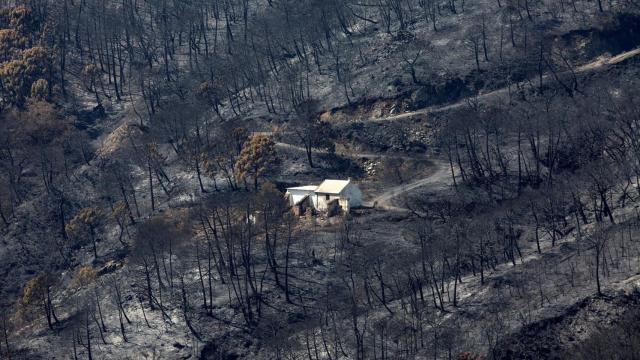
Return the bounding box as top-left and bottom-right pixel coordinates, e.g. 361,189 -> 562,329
368,159 -> 451,209
275,141 -> 417,160
364,47 -> 640,124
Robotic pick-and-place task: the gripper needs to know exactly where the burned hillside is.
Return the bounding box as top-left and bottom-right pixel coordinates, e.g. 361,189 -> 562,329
1,0 -> 640,359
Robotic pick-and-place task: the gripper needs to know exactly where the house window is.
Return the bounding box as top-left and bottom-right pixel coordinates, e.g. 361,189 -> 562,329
325,194 -> 330,200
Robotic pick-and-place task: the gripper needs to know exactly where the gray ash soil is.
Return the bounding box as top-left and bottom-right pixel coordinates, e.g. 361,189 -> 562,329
494,289 -> 640,360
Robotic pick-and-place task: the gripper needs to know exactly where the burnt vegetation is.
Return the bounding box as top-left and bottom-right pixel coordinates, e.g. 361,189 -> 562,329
1,0 -> 640,359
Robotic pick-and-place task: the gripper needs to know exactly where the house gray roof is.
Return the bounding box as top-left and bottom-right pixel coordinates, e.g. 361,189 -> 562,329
314,179 -> 351,194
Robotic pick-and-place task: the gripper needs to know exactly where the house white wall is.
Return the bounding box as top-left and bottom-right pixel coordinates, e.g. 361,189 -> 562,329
315,184 -> 362,212
314,194 -> 342,211
342,183 -> 363,209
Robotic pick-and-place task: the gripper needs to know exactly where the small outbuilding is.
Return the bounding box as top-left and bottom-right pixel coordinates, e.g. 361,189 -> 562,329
286,185 -> 317,216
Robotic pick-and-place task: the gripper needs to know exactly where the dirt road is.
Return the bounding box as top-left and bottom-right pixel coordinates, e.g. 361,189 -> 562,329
367,159 -> 452,209
275,141 -> 419,160
365,46 -> 640,124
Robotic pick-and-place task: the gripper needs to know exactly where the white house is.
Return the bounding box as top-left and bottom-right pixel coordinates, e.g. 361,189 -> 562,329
286,179 -> 362,215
